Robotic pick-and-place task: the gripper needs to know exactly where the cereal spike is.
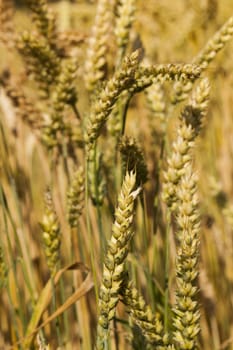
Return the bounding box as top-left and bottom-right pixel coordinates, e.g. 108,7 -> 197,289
195,16 -> 233,69
97,171 -> 140,349
40,190 -> 61,276
67,167 -> 85,228
0,0 -> 15,48
120,275 -> 165,347
132,63 -> 201,93
162,79 -> 210,211
85,50 -> 139,150
173,165 -> 200,350
115,0 -> 136,62
85,0 -> 115,93
172,16 -> 233,104
17,32 -> 61,96
26,0 -> 58,46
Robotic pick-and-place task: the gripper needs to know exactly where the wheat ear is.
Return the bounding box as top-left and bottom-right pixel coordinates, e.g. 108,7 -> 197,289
173,164 -> 200,350
97,171 -> 141,349
120,274 -> 165,348
85,50 -> 139,151
42,58 -> 78,149
115,0 -> 136,63
172,16 -> 233,103
67,166 -> 85,228
40,190 -> 61,276
85,0 -> 114,93
17,32 -> 61,97
26,0 -> 58,46
163,78 -> 210,211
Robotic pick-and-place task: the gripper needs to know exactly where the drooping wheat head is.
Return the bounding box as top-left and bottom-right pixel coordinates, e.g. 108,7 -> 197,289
163,78 -> 210,211
172,16 -> 233,104
85,50 -> 139,151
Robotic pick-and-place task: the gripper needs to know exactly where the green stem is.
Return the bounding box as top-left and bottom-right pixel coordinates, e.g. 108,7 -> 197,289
121,94 -> 133,136
85,156 -> 99,303
51,277 -> 62,347
59,274 -> 69,343
6,280 -> 23,349
93,142 -> 105,256
140,193 -> 155,311
164,210 -> 171,333
71,102 -> 81,120
61,140 -> 70,184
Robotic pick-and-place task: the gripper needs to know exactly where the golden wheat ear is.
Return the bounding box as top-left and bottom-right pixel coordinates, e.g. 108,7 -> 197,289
96,171 -> 141,350
172,164 -> 200,350
85,0 -> 115,94
26,0 -> 58,46
115,0 -> 136,64
163,78 -> 210,211
0,0 -> 15,48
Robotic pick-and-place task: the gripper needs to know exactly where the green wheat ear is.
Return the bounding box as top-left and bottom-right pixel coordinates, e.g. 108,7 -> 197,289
97,171 -> 141,350
67,166 -> 85,228
40,189 -> 61,277
42,58 -> 78,149
120,274 -> 165,347
88,147 -> 106,206
131,63 -> 201,93
85,50 -> 140,151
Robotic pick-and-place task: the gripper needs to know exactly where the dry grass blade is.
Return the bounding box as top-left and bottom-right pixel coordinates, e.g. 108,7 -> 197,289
20,262 -> 93,349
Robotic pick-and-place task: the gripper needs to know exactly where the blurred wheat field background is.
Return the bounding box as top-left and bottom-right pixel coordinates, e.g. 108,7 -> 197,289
0,0 -> 233,349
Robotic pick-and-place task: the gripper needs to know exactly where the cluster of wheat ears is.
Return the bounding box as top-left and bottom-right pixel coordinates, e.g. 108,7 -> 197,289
0,0 -> 233,349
